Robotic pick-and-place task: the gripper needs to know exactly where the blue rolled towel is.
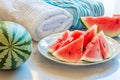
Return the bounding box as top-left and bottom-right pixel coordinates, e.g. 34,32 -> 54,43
42,0 -> 104,30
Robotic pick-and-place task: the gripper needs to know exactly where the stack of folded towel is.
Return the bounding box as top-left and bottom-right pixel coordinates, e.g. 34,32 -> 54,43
42,0 -> 104,29
0,0 -> 73,41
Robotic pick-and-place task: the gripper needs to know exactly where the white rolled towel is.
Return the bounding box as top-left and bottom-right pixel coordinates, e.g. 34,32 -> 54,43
0,0 -> 73,41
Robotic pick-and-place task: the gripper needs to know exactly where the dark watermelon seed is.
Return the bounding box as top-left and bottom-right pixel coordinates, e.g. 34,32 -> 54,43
87,39 -> 90,43
97,48 -> 99,52
83,47 -> 85,51
91,42 -> 95,45
116,19 -> 119,24
103,43 -> 106,48
80,48 -> 83,51
68,52 -> 71,56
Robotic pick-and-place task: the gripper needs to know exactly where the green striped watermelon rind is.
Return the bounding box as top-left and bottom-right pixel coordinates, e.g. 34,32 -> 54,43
0,21 -> 32,70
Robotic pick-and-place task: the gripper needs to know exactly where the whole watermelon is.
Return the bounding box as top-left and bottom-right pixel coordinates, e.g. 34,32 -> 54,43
0,21 -> 32,69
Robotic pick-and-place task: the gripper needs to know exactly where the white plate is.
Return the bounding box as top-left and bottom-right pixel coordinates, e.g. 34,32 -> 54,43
37,32 -> 120,66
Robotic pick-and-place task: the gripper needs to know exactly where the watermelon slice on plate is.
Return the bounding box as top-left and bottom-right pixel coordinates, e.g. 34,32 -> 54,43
53,35 -> 84,63
97,31 -> 112,59
70,30 -> 84,41
81,31 -> 113,62
48,30 -> 69,53
82,25 -> 97,50
48,30 -> 84,54
58,30 -> 84,49
81,34 -> 103,62
80,15 -> 120,37
38,31 -> 120,66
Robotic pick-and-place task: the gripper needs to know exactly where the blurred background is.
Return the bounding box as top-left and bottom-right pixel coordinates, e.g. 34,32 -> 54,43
100,0 -> 120,16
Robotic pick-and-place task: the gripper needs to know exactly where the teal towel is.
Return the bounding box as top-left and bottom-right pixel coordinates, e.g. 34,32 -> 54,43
42,0 -> 104,30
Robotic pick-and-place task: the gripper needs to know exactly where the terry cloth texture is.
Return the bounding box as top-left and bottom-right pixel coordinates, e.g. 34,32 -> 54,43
0,0 -> 73,41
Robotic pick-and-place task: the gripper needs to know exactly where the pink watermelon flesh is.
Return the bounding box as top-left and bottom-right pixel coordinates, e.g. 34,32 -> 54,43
53,35 -> 84,63
57,30 -> 69,43
81,35 -> 103,62
98,31 -> 110,59
81,16 -> 120,37
82,25 -> 97,50
70,30 -> 84,40
48,30 -> 84,53
48,30 -> 69,53
58,30 -> 84,49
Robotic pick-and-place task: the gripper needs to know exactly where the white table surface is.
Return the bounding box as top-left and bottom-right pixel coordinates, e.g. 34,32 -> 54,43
0,0 -> 120,80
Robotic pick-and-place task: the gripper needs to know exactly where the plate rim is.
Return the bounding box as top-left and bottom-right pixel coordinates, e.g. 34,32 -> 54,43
37,32 -> 120,66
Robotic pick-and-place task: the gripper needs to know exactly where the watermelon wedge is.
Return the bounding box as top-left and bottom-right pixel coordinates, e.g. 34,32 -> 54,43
82,25 -> 97,49
48,30 -> 84,53
53,35 -> 84,63
48,30 -> 69,53
58,30 -> 84,49
98,31 -> 112,59
80,15 -> 120,37
81,35 -> 103,62
70,30 -> 84,41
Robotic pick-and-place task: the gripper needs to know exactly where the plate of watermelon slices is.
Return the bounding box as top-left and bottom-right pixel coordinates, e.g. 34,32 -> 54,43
38,26 -> 120,66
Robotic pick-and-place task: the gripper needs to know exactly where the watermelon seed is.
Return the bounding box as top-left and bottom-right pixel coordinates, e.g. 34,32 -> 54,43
68,52 -> 71,55
97,48 -> 99,52
116,19 -> 119,24
80,48 -> 83,51
91,42 -> 95,45
103,43 -> 106,48
83,47 -> 85,51
87,39 -> 90,43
